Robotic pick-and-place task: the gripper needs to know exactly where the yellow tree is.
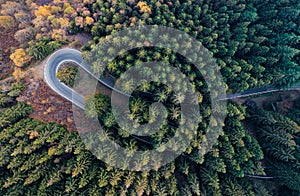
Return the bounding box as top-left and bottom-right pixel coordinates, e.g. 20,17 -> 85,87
50,6 -> 62,14
64,6 -> 75,15
82,8 -> 91,17
137,2 -> 151,14
34,6 -> 52,17
12,67 -> 26,81
50,18 -> 61,28
10,48 -> 31,67
85,16 -> 94,26
59,18 -> 70,29
83,0 -> 95,4
0,15 -> 15,29
53,0 -> 63,3
51,29 -> 66,41
75,16 -> 84,27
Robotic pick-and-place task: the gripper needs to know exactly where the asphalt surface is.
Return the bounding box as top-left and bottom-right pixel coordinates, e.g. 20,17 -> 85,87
44,48 -> 299,108
44,48 -> 131,110
44,48 -> 299,178
218,83 -> 300,101
44,48 -> 154,144
44,48 -> 85,109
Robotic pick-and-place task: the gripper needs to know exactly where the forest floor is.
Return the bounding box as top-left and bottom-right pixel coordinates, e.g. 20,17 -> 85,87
18,78 -> 77,131
0,29 -> 19,80
14,33 -> 92,131
15,33 -> 114,132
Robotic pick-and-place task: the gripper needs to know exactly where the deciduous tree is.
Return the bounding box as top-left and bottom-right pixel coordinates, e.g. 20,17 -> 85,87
10,48 -> 31,67
0,15 -> 15,29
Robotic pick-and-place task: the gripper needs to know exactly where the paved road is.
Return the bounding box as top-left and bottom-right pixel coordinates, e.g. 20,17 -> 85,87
44,49 -> 85,109
44,48 -> 130,110
44,48 -> 299,143
218,84 -> 300,101
44,48 -> 299,109
44,48 -> 153,144
44,48 -> 300,178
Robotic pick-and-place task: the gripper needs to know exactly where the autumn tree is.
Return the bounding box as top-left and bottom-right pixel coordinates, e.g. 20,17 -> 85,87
10,48 -> 31,67
75,16 -> 84,28
64,6 -> 76,15
0,15 -> 15,29
85,16 -> 94,26
34,6 -> 52,17
137,2 -> 152,14
12,67 -> 27,82
51,29 -> 66,41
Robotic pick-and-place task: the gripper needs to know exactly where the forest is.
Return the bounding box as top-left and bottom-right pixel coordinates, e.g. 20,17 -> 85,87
76,0 -> 300,93
0,82 -> 269,195
1,83 -> 299,195
0,0 -> 299,195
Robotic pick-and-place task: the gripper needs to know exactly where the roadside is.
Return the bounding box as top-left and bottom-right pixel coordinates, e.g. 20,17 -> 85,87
232,89 -> 299,181
0,29 -> 19,80
231,90 -> 299,111
13,33 -> 95,131
13,32 -> 119,131
16,53 -> 77,131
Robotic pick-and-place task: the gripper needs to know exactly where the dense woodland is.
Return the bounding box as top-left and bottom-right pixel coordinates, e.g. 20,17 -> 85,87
1,86 -> 299,195
76,0 -> 300,92
0,84 -> 269,195
0,0 -> 299,195
246,103 -> 300,194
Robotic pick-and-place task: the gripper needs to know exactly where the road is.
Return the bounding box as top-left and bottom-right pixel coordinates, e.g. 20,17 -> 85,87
44,48 -> 300,178
44,48 -> 153,144
218,83 -> 300,101
44,48 -> 299,109
44,49 -> 85,109
44,47 -> 300,145
44,48 -> 129,110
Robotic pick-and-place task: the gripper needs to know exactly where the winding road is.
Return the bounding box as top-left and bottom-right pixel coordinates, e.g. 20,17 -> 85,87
44,48 -> 300,110
44,48 -> 153,144
44,48 -> 299,179
44,49 -> 85,109
44,48 -> 129,110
